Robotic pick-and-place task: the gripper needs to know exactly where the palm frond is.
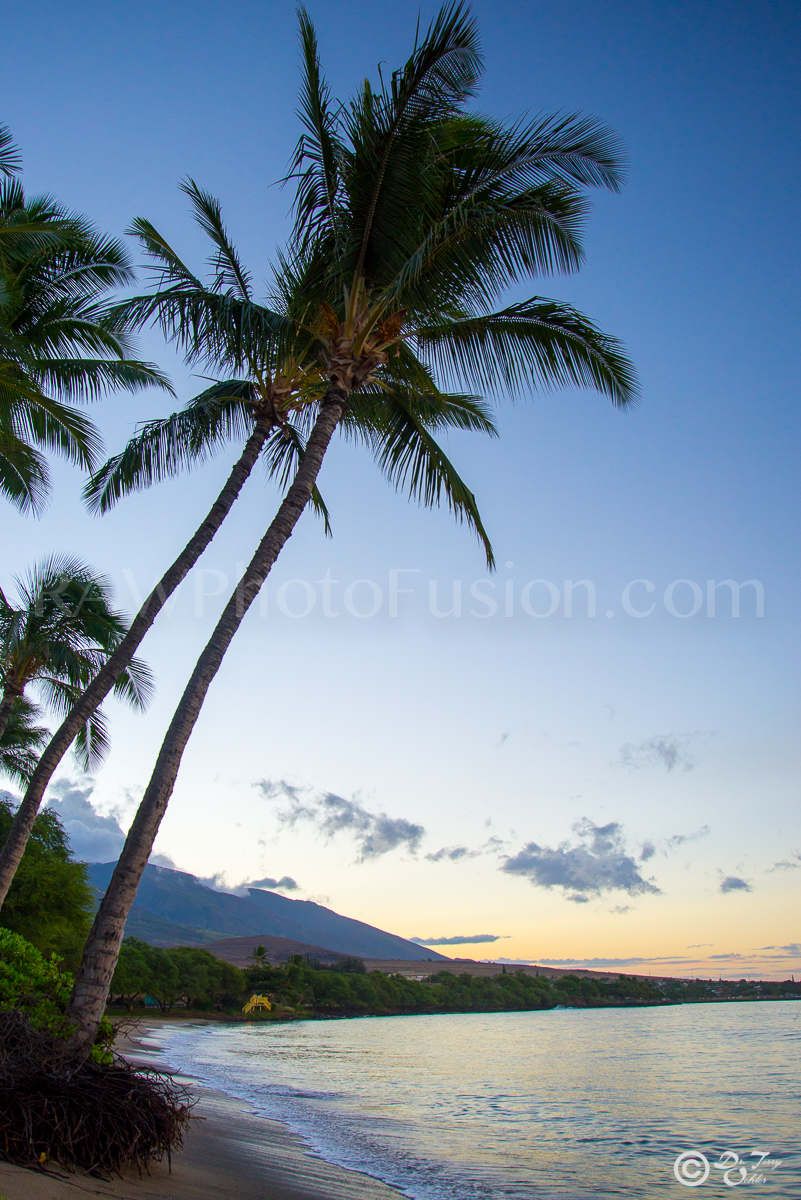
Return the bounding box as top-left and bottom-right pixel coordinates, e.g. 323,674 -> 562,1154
288,9 -> 344,252
110,654 -> 153,711
83,381 -> 257,512
29,356 -> 172,403
73,700 -> 110,770
2,387 -> 102,470
346,0 -> 483,282
0,126 -> 22,179
0,423 -> 49,513
367,389 -> 495,567
414,298 -> 638,406
181,180 -> 254,301
116,218 -> 292,375
0,696 -> 48,786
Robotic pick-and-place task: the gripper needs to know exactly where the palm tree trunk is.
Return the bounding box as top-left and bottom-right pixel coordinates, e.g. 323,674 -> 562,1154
66,391 -> 346,1058
0,419 -> 272,910
0,686 -> 22,745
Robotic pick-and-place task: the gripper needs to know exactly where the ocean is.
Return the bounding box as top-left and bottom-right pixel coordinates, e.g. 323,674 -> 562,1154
154,1001 -> 800,1198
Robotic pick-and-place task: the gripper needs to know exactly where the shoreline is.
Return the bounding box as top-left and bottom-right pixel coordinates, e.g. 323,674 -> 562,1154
0,1019 -> 406,1200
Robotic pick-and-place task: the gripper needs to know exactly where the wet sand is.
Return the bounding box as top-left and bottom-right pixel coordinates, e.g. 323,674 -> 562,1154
0,1023 -> 405,1200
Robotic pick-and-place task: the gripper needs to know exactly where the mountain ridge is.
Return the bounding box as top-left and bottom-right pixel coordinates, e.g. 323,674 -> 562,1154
88,862 -> 448,962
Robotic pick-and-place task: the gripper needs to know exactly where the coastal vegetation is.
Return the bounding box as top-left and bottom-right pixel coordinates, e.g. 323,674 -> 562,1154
107,944 -> 801,1020
0,799 -> 93,969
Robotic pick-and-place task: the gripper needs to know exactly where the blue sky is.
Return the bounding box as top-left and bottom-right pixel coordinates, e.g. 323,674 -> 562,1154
3,0 -> 800,977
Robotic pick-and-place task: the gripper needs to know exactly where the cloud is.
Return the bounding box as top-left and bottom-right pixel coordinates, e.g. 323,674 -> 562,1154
410,934 -> 505,946
502,819 -> 660,902
198,871 -> 299,897
425,845 -> 476,863
666,826 -> 710,850
247,875 -> 299,892
43,779 -> 176,867
257,779 -> 424,860
45,780 -> 126,862
769,853 -> 801,871
619,734 -> 695,772
610,904 -> 633,914
257,778 -> 306,805
539,956 -> 657,968
720,875 -> 752,894
640,826 -> 709,862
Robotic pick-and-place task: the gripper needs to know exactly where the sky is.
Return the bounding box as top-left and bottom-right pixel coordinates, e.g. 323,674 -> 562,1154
2,0 -> 800,980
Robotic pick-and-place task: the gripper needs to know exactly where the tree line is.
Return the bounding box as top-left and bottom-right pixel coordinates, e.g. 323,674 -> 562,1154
111,948 -> 801,1019
107,944 -> 666,1017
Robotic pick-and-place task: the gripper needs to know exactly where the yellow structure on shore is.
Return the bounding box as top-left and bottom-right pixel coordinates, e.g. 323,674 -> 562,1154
243,994 -> 272,1014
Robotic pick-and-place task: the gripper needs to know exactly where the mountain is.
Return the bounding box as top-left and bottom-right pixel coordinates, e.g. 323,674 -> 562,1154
202,935 -> 350,968
88,862 -> 447,962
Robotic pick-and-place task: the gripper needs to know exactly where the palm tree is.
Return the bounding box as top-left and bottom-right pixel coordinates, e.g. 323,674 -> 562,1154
0,158 -> 168,513
0,696 -> 48,787
65,1 -> 636,1055
0,557 -> 152,765
0,189 -> 330,912
0,173 -> 488,913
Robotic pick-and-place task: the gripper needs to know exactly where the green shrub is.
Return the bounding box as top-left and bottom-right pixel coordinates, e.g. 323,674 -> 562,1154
0,798 -> 93,970
0,928 -> 112,1062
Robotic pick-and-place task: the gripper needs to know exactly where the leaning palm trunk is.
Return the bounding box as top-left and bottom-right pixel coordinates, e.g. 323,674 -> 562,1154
0,419 -> 272,909
66,392 -> 345,1056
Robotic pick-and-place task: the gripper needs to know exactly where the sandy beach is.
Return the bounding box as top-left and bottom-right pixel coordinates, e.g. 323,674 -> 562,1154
0,1023 -> 404,1200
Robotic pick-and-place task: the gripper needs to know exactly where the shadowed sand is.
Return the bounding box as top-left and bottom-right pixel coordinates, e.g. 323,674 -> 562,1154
0,1024 -> 405,1200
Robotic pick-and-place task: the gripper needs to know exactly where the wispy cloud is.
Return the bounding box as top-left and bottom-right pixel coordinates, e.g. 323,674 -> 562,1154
502,819 -> 660,902
411,934 -> 506,946
619,734 -> 696,773
769,852 -> 801,872
257,779 -> 424,861
641,826 -> 710,861
666,826 -> 710,850
425,845 -> 477,863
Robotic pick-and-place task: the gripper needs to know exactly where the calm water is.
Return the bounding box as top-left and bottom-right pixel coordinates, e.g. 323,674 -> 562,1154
155,1003 -> 800,1198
